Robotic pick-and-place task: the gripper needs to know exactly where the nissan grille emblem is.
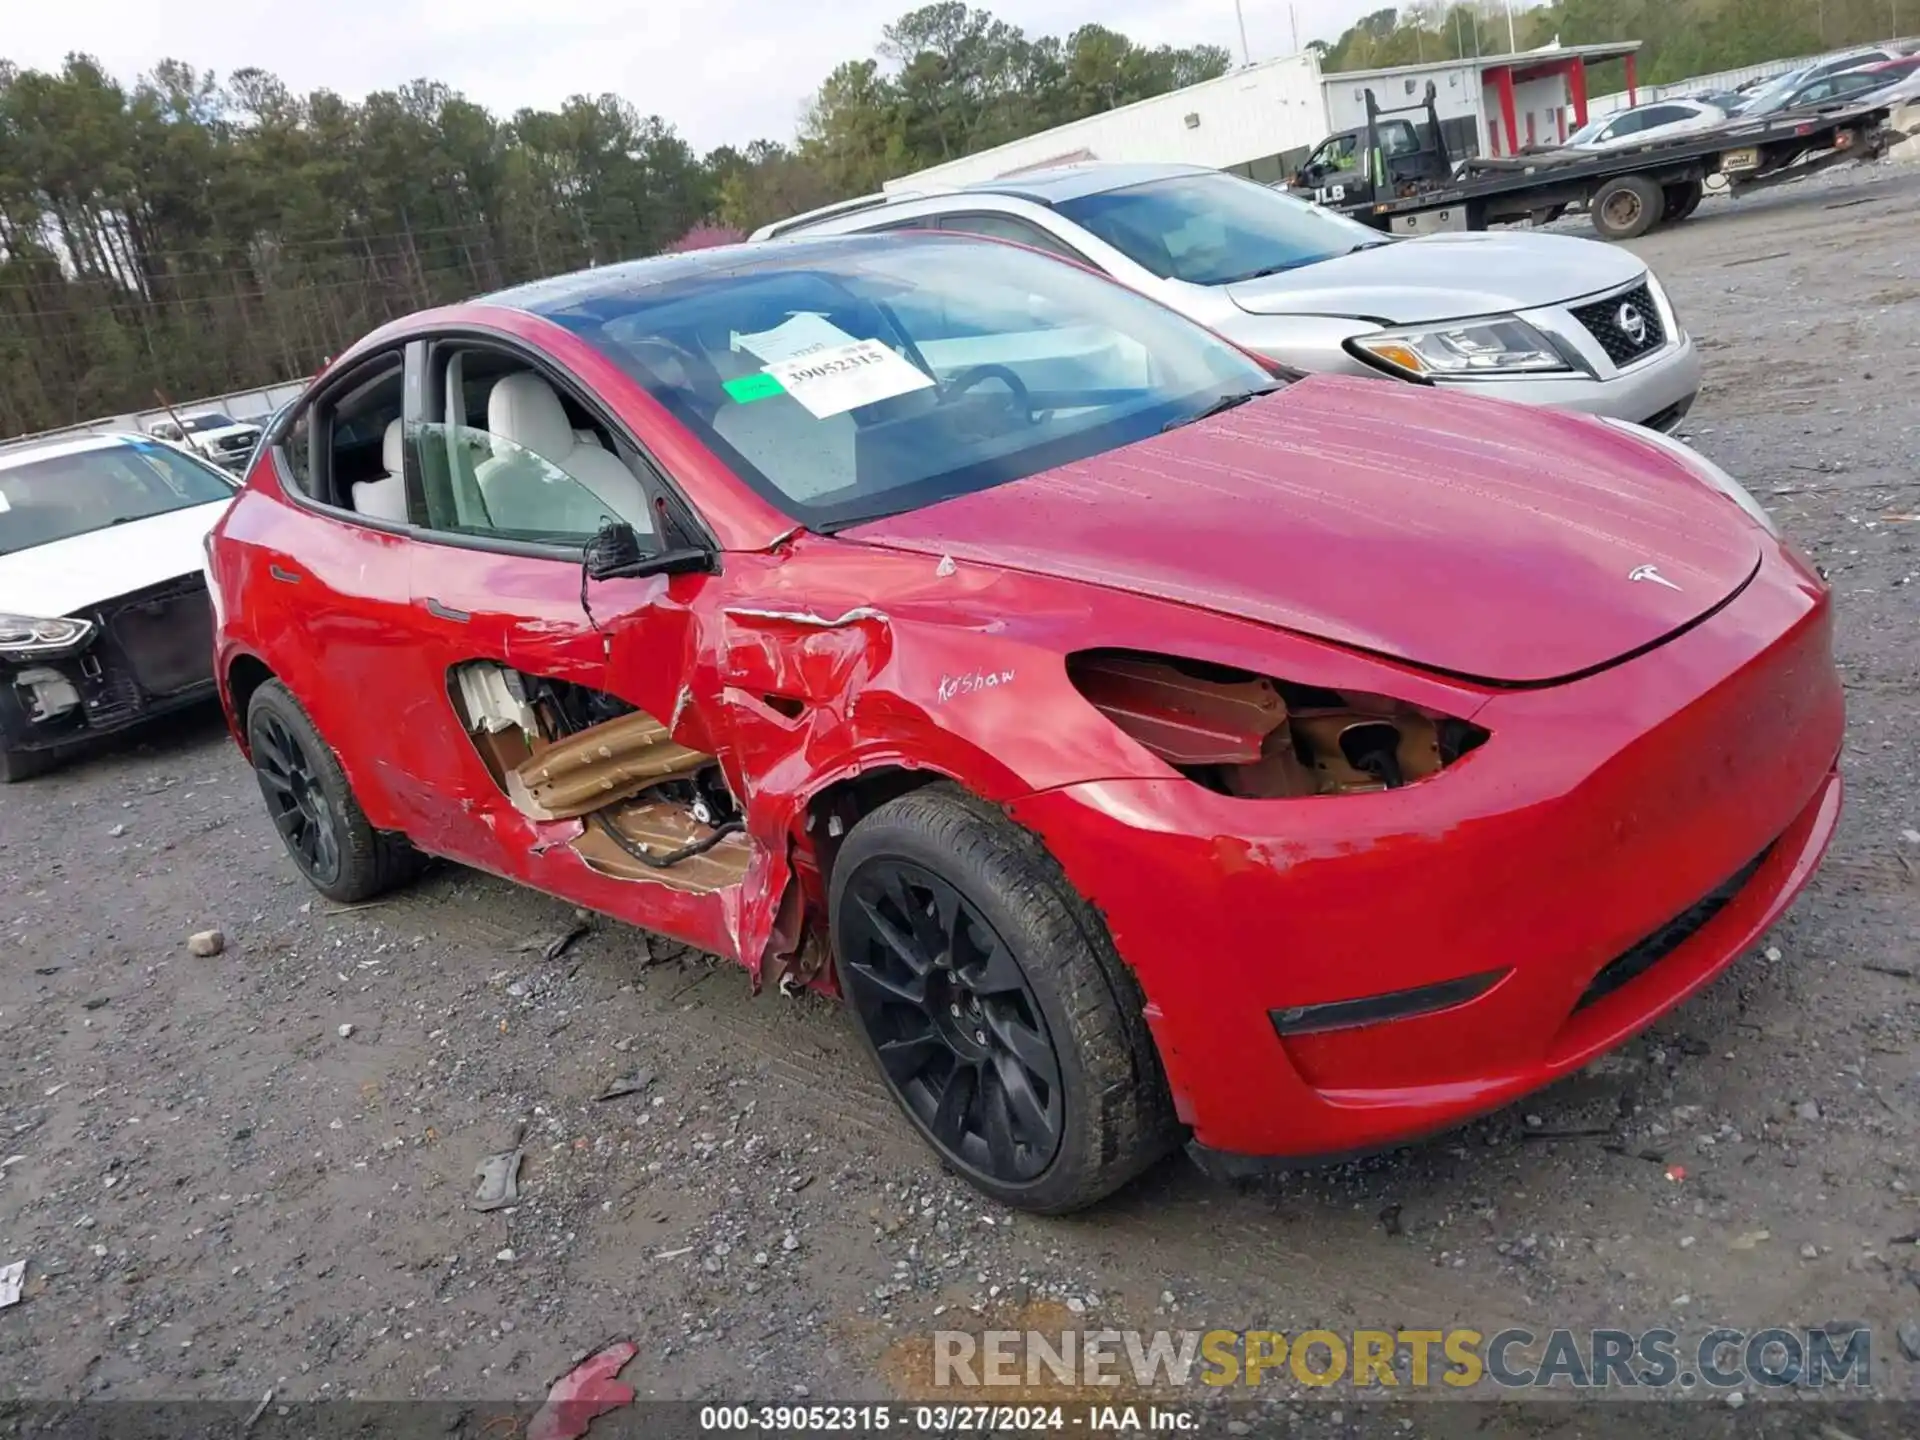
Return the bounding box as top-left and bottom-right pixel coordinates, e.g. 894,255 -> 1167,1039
1616,302 -> 1648,346
1628,563 -> 1681,591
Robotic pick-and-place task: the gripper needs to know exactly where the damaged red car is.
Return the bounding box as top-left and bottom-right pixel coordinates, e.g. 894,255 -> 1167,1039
207,234 -> 1843,1213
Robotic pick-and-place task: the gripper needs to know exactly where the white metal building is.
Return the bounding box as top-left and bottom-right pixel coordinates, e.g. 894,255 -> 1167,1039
1316,41 -> 1643,158
883,41 -> 1650,196
882,52 -> 1329,193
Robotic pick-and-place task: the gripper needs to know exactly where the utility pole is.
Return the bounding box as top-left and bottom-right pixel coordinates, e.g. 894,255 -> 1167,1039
1504,0 -> 1518,53
1290,4 -> 1300,55
1234,0 -> 1252,65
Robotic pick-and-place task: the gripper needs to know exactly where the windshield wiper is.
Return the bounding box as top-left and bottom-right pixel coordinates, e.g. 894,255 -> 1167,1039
1348,240 -> 1392,252
1162,385 -> 1282,433
1219,262 -> 1303,284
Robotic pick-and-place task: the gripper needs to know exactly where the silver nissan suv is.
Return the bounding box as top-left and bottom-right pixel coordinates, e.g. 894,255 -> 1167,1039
753,163 -> 1701,430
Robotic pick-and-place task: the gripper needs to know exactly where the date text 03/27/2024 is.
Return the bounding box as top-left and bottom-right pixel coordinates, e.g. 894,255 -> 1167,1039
697,1405 -> 1196,1433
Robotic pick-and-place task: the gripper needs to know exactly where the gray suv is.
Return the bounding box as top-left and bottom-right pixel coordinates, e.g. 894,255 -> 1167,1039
753,163 -> 1700,430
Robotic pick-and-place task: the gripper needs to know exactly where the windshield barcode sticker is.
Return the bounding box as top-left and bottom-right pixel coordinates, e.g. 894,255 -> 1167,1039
731,312 -> 857,364
762,340 -> 935,419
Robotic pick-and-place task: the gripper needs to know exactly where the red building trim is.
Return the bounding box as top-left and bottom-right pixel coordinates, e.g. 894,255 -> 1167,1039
1494,65 -> 1519,157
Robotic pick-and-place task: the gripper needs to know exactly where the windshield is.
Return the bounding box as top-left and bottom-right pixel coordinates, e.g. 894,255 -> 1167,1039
534,235 -> 1276,528
182,413 -> 239,432
1738,70 -> 1809,114
0,440 -> 233,555
1053,171 -> 1388,286
1564,115 -> 1611,145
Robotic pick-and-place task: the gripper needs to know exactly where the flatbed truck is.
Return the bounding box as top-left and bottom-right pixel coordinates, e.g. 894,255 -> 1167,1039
1290,84 -> 1899,241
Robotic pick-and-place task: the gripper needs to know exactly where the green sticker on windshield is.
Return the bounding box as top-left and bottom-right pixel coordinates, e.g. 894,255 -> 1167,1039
724,372 -> 786,404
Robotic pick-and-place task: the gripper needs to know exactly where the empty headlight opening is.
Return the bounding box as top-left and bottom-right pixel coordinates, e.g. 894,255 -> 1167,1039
1066,650 -> 1487,798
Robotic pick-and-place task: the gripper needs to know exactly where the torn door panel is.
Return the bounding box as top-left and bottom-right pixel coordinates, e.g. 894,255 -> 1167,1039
505,711 -> 711,821
446,662 -> 750,931
569,798 -> 752,892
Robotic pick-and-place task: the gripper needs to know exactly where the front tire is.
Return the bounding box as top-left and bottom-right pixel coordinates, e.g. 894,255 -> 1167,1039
829,785 -> 1178,1213
246,680 -> 422,903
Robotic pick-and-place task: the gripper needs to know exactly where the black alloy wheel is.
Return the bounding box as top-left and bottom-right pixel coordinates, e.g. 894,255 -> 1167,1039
839,858 -> 1065,1185
244,681 -> 422,904
251,706 -> 343,887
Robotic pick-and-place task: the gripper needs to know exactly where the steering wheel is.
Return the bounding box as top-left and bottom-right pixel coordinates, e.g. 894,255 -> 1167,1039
939,364 -> 1036,424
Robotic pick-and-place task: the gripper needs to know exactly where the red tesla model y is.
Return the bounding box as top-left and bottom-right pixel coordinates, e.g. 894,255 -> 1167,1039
206,233 -> 1842,1212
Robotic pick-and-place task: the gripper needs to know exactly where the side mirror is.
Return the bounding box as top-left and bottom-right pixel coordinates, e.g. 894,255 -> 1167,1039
584,522 -> 715,581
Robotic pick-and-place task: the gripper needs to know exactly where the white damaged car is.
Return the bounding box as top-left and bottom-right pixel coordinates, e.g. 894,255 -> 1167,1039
0,434 -> 235,781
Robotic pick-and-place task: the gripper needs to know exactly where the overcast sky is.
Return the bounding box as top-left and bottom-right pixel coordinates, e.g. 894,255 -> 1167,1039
7,0 -> 1394,151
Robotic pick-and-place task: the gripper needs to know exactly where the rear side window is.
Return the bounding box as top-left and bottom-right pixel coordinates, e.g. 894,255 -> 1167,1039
276,410 -> 313,496
1380,121 -> 1421,157
937,213 -> 1084,262
1826,72 -> 1884,99
268,356 -> 404,517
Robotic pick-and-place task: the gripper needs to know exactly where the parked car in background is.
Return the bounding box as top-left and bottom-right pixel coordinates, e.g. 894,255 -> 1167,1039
1742,63 -> 1901,117
145,410 -> 264,471
208,234 -> 1838,1210
755,163 -> 1699,430
1843,55 -> 1920,108
1731,49 -> 1903,114
0,434 -> 235,780
1561,98 -> 1727,151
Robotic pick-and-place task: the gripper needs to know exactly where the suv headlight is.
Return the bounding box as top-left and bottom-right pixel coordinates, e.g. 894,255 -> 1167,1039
1597,419 -> 1778,536
1350,317 -> 1570,378
0,614 -> 95,657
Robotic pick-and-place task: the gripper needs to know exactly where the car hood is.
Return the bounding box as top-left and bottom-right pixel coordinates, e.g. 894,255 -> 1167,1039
1225,231 -> 1647,323
0,501 -> 228,618
844,375 -> 1762,686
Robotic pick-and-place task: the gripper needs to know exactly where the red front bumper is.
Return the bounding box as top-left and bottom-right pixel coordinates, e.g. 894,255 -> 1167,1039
1008,559 -> 1844,1158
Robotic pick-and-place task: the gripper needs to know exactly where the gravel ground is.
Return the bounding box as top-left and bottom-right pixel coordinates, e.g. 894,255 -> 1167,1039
2,159 -> 1918,1425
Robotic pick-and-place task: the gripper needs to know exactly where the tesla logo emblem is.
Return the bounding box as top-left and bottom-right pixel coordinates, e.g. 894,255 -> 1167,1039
1617,302 -> 1649,346
1628,563 -> 1681,591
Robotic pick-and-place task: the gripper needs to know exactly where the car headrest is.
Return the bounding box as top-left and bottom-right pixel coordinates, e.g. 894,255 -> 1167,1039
487,373 -> 575,462
382,418 -> 404,475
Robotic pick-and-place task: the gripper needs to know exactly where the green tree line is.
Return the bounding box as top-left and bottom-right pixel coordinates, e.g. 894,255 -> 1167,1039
0,0 -> 1903,435
0,3 -> 1225,435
